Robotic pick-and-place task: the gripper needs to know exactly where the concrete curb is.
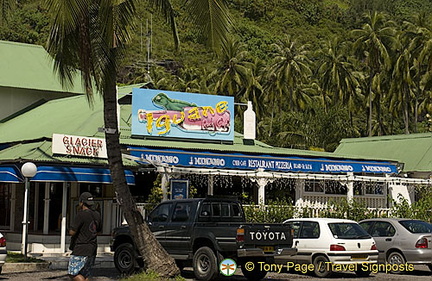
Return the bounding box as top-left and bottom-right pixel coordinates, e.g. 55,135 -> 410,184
3,262 -> 50,273
2,254 -> 114,273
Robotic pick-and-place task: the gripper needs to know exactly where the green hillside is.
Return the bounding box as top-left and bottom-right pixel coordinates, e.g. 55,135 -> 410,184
2,0 -> 432,151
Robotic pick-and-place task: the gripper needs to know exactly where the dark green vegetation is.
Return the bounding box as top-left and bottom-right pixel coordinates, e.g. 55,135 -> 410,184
2,0 -> 432,151
244,186 -> 432,223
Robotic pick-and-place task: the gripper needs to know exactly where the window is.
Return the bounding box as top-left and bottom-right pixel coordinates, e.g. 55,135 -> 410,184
285,221 -> 301,239
399,220 -> 432,233
299,222 -> 320,238
328,223 -> 371,239
370,222 -> 395,237
212,203 -> 221,216
149,202 -> 173,222
199,203 -> 211,217
305,180 -> 324,193
304,180 -> 347,194
354,182 -> 385,195
231,203 -> 242,218
0,183 -> 11,227
172,202 -> 191,222
221,203 -> 230,217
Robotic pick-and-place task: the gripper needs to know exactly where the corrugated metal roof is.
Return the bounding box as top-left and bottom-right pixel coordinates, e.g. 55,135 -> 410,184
0,40 -> 86,94
0,141 -> 138,167
334,133 -> 432,172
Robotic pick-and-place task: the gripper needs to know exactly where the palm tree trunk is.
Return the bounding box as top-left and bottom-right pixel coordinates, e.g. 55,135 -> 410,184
103,59 -> 179,278
368,74 -> 374,137
404,90 -> 409,134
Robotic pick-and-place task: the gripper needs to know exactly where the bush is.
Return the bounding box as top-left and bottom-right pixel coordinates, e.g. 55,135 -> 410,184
243,199 -> 294,223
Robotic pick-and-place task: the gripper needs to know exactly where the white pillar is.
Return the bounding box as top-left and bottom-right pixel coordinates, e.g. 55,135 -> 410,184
43,183 -> 50,234
256,178 -> 268,205
21,179 -> 30,256
60,182 -> 67,253
347,172 -> 354,202
161,172 -> 170,201
295,179 -> 304,205
208,175 -> 214,196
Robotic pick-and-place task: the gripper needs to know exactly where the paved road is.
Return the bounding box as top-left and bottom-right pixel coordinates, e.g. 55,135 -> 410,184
0,265 -> 430,280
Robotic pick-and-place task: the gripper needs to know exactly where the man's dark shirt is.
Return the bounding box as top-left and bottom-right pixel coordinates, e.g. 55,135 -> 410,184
70,208 -> 102,257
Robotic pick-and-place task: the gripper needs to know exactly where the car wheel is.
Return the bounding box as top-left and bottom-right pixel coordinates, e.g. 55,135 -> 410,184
193,246 -> 218,281
356,267 -> 371,277
176,260 -> 185,271
313,255 -> 332,278
387,251 -> 405,273
114,243 -> 138,275
240,258 -> 267,281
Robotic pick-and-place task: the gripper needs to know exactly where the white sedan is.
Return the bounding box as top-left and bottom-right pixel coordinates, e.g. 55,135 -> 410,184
281,218 -> 378,277
0,232 -> 6,274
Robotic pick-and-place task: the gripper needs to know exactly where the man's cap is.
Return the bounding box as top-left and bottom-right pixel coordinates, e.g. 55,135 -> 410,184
79,192 -> 94,206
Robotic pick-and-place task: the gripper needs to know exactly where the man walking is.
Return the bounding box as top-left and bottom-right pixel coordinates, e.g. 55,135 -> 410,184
68,192 -> 102,281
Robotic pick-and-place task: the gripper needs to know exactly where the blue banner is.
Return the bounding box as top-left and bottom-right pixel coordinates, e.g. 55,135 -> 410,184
128,147 -> 398,174
131,89 -> 235,142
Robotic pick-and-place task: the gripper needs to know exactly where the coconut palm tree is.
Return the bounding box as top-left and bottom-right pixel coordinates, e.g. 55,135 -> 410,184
211,37 -> 255,101
315,36 -> 360,115
351,11 -> 396,136
45,0 -> 231,277
263,35 -> 312,137
0,0 -> 15,24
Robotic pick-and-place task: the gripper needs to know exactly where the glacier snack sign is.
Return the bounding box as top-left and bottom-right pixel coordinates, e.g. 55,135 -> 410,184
131,89 -> 234,141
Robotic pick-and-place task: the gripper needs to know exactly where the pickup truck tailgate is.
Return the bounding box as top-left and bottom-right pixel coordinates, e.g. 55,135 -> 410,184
237,224 -> 296,258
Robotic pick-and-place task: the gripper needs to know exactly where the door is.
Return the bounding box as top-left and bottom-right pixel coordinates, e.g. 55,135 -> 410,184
163,201 -> 194,256
147,201 -> 174,248
368,221 -> 396,261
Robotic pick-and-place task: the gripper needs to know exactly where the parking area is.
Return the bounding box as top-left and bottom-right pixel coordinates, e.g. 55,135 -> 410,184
0,265 -> 430,281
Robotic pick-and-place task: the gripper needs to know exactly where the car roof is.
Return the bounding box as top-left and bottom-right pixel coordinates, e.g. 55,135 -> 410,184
359,218 -> 417,223
284,218 -> 358,223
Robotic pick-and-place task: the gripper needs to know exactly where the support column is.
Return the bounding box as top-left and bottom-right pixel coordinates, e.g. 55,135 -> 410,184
208,175 -> 214,196
255,178 -> 269,205
347,172 -> 354,202
60,183 -> 67,253
43,183 -> 50,234
161,172 -> 170,201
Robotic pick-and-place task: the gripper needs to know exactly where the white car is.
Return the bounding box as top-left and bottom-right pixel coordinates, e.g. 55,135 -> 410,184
0,232 -> 6,274
281,218 -> 378,277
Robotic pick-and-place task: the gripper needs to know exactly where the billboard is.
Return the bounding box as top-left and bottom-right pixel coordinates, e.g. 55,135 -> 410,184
131,89 -> 234,142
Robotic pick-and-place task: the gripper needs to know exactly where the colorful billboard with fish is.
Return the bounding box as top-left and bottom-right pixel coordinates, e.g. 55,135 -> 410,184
131,89 -> 235,141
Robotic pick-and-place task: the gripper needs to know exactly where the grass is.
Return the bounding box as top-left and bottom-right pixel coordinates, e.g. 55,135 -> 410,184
120,271 -> 186,281
6,252 -> 47,263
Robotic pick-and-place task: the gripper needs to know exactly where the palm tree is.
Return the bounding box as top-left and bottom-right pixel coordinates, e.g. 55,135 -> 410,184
351,11 -> 396,136
211,37 -> 255,102
45,0 -> 231,277
263,35 -> 312,137
389,31 -> 415,134
0,0 -> 15,24
315,36 -> 360,115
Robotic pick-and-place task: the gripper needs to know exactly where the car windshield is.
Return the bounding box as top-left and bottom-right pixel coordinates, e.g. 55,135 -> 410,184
328,223 -> 371,239
399,220 -> 432,233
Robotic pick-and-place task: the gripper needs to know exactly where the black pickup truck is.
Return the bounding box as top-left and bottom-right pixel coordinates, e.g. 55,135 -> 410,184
110,198 -> 295,281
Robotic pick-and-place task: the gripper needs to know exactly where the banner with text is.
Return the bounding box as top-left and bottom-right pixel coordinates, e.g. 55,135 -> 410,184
128,147 -> 398,174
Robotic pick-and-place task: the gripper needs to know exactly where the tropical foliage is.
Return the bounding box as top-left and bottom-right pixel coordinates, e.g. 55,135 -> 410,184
2,0 -> 432,152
